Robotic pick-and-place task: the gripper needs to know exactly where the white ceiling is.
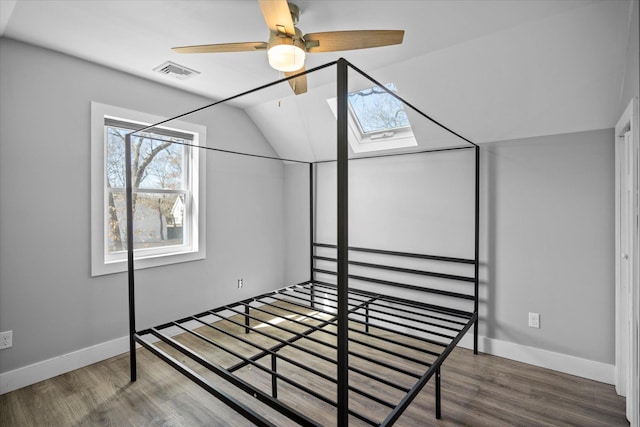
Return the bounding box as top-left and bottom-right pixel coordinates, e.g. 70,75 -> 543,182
0,0 -> 633,161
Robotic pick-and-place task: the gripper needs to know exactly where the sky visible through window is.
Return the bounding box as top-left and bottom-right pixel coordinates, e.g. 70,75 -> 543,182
348,82 -> 410,134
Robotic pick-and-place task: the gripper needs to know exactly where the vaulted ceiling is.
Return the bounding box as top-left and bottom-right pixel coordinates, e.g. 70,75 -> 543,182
0,0 -> 633,161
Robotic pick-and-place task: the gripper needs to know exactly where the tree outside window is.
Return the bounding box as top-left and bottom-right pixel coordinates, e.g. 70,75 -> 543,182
105,123 -> 190,255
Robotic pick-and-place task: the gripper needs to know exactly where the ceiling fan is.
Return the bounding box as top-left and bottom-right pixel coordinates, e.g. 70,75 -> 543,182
172,0 -> 404,95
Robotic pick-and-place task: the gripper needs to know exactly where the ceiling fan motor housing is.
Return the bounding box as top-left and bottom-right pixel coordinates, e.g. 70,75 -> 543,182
288,2 -> 300,24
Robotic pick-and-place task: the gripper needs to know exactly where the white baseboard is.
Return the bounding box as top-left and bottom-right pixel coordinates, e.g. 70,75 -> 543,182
458,334 -> 615,385
1,330 -> 615,396
0,308 -> 252,395
0,336 -> 129,395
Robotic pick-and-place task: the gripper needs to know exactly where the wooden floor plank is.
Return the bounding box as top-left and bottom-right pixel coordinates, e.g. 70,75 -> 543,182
0,308 -> 628,427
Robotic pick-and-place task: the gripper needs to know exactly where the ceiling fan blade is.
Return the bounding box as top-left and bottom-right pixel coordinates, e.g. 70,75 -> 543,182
258,0 -> 295,36
304,30 -> 404,53
173,42 -> 268,54
284,67 -> 307,95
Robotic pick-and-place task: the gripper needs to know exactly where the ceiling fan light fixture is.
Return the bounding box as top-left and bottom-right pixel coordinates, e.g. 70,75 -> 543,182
267,35 -> 306,72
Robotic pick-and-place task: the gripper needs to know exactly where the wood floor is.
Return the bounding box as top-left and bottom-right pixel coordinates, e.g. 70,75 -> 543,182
0,311 -> 629,427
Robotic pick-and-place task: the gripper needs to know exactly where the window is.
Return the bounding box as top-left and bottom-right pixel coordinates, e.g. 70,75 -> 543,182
91,102 -> 206,276
348,82 -> 411,134
327,82 -> 417,153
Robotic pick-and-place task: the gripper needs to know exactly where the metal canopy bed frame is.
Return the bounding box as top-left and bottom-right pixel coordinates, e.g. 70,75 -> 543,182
124,59 -> 480,426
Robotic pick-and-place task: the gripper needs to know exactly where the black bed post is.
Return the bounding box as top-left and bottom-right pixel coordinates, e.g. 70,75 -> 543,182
336,58 -> 349,427
309,162 -> 315,307
473,145 -> 480,355
125,133 -> 137,382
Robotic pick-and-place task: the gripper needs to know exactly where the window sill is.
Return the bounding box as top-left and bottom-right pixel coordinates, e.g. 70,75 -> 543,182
91,248 -> 206,277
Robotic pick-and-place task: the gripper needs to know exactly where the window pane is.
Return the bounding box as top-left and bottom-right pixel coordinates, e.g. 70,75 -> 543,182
106,126 -> 127,188
135,135 -> 185,190
105,126 -> 187,190
108,191 -> 187,253
347,82 -> 410,134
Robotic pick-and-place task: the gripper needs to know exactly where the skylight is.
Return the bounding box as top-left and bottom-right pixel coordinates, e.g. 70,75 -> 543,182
327,82 -> 418,154
347,83 -> 410,134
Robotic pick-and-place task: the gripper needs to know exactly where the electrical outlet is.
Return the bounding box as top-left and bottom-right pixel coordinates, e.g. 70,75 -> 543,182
0,331 -> 13,350
237,279 -> 243,289
528,312 -> 540,328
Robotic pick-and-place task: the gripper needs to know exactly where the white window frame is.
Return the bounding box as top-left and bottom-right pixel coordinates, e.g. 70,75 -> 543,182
91,102 -> 206,276
326,82 -> 418,154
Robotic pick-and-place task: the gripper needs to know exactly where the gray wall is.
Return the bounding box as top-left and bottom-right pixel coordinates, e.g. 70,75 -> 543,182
313,150 -> 475,257
0,38 -> 285,374
296,129 -> 614,364
619,0 -> 639,117
283,163 -> 312,285
481,129 -> 614,363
